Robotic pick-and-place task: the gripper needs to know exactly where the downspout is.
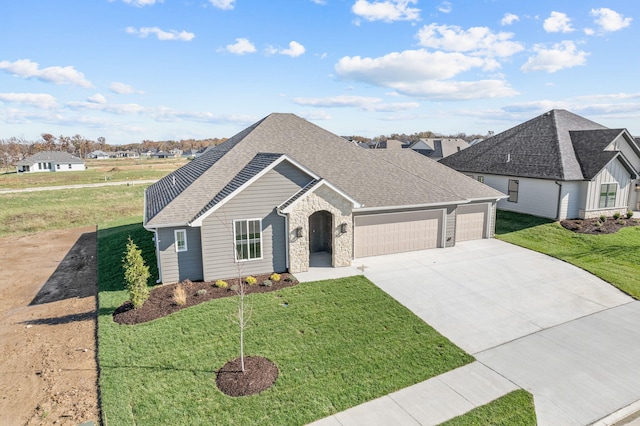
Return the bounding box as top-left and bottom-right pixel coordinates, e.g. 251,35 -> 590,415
276,209 -> 290,269
153,229 -> 162,284
555,181 -> 563,221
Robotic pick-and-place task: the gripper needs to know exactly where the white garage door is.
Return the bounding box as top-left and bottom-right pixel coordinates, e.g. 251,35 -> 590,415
354,210 -> 442,258
455,204 -> 487,242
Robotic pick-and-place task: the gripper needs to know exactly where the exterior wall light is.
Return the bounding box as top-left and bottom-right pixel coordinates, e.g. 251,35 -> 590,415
340,223 -> 348,234
296,227 -> 303,238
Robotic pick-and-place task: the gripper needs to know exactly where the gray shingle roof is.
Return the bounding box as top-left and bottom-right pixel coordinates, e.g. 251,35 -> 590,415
16,151 -> 84,165
440,110 -> 609,180
145,113 -> 505,227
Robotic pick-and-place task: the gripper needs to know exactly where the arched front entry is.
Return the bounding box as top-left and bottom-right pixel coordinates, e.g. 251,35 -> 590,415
309,210 -> 332,254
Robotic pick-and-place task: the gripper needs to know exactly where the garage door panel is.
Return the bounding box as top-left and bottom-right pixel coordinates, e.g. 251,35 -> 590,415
354,211 -> 442,258
456,204 -> 487,242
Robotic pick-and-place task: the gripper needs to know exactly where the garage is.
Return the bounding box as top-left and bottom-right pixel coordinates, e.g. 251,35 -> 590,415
354,210 -> 443,258
455,204 -> 488,242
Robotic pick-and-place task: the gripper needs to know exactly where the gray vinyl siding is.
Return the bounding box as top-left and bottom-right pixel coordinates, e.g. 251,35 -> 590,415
445,206 -> 456,247
157,226 -> 203,284
201,162 -> 313,280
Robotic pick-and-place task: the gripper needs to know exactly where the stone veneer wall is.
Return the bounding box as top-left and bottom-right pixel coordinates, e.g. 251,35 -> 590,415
288,185 -> 353,273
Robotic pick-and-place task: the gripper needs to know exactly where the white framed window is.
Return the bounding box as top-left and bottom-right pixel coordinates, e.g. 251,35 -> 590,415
174,229 -> 188,252
508,179 -> 519,203
599,183 -> 617,208
234,219 -> 262,261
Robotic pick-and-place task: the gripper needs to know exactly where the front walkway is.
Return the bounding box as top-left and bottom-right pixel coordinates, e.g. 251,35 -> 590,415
300,239 -> 640,425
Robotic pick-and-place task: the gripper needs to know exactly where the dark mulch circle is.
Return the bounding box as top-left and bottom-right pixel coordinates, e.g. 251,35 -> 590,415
216,356 -> 279,397
112,273 -> 298,325
560,216 -> 639,235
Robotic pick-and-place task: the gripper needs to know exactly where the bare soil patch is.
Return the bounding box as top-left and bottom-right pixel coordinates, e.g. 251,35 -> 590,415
112,274 -> 298,325
0,227 -> 99,426
560,216 -> 639,234
216,356 -> 279,397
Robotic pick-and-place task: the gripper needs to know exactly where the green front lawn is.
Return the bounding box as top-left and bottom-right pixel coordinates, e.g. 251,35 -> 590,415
441,390 -> 536,425
495,210 -> 640,298
98,223 -> 473,425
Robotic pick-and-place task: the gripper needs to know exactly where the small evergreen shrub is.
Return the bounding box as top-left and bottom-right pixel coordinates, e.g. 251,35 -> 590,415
173,284 -> 187,306
196,289 -> 207,296
230,284 -> 240,292
594,221 -> 602,228
627,210 -> 634,219
269,273 -> 281,282
245,276 -> 257,286
214,279 -> 228,289
262,279 -> 273,287
599,214 -> 607,223
617,220 -> 625,225
122,237 -> 150,309
613,211 -> 621,220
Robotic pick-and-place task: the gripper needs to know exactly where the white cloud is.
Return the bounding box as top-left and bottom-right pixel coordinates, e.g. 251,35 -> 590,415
121,0 -> 161,6
310,0 -> 327,4
0,59 -> 93,88
87,93 -> 107,104
543,11 -> 574,33
417,24 -> 524,58
0,93 -> 58,109
437,1 -> 451,14
501,13 -> 519,26
209,0 -> 234,10
591,8 -> 632,32
126,27 -> 195,41
335,49 -> 517,100
66,101 -> 146,115
352,0 -> 420,23
521,41 -> 588,73
268,41 -> 306,57
225,38 -> 256,55
293,95 -> 419,112
109,82 -> 144,94
584,28 -> 595,36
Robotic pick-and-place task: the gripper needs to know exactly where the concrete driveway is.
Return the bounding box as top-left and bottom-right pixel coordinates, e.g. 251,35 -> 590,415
355,239 -> 640,425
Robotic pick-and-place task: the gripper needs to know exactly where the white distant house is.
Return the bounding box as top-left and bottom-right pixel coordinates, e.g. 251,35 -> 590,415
15,151 -> 86,173
88,150 -> 110,159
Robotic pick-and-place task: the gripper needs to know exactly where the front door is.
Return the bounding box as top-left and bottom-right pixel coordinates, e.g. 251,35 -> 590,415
309,211 -> 332,253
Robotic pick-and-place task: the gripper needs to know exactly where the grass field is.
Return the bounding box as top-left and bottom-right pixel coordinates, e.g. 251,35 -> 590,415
441,390 -> 536,425
495,210 -> 640,298
0,157 -> 186,189
97,223 -> 474,425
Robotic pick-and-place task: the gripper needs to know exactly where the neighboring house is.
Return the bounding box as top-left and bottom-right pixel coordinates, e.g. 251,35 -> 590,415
15,151 -> 85,173
409,138 -> 470,161
440,109 -> 640,220
144,113 -> 505,284
152,150 -> 177,159
374,139 -> 406,150
88,150 -> 110,160
182,149 -> 199,159
113,150 -> 140,158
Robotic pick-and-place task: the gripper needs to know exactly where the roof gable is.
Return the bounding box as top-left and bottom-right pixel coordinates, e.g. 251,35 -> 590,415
16,151 -> 84,165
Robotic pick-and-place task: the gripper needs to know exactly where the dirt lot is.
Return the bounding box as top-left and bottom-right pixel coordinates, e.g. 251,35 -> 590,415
0,227 -> 99,425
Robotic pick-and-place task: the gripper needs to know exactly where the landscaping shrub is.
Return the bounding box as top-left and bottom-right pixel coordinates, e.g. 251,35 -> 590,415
214,279 -> 228,289
173,284 -> 187,306
599,214 -> 607,223
122,237 -> 150,308
262,279 -> 273,287
196,289 -> 207,296
613,211 -> 621,220
270,273 -> 281,282
627,210 -> 634,219
245,276 -> 257,286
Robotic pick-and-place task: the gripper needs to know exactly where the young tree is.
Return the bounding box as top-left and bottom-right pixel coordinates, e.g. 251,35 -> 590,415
122,237 -> 150,308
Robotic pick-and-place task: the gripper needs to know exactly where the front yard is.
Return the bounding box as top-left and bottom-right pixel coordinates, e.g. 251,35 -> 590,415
495,210 -> 640,299
97,223 -> 473,425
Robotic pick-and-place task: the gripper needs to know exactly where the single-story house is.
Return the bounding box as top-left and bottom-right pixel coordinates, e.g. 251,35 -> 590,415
144,113 -> 505,284
373,139 -> 406,150
88,150 -> 110,160
152,150 -> 177,159
409,138 -> 470,161
15,151 -> 86,173
113,150 -> 140,158
440,109 -> 640,220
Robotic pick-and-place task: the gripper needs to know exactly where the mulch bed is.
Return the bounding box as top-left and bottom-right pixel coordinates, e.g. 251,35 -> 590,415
216,356 -> 279,397
560,216 -> 639,235
112,273 -> 298,325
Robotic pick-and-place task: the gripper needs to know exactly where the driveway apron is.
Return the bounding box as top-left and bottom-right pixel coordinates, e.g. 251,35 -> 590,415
357,239 -> 637,425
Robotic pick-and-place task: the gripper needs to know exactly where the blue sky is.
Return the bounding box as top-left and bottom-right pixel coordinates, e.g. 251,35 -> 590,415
1,0 -> 638,145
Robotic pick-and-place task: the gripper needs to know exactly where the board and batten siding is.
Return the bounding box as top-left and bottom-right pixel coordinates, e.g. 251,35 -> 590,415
201,161 -> 313,281
157,226 -> 203,284
607,135 -> 640,171
584,159 -> 631,213
483,175 -> 559,219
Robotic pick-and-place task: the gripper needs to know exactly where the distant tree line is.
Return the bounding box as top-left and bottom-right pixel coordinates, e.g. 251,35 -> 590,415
345,130 -> 489,144
0,133 -> 227,171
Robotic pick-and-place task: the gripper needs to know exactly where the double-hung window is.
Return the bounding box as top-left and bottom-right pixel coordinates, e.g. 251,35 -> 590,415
508,179 -> 519,203
174,229 -> 188,252
234,219 -> 262,261
599,183 -> 617,208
